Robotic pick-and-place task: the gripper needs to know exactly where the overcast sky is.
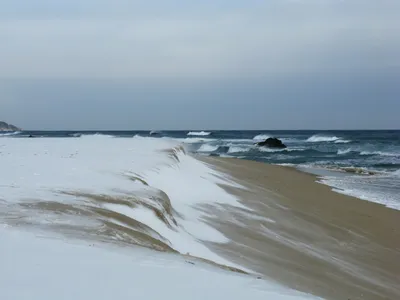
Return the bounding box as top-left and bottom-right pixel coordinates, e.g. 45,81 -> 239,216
0,0 -> 399,130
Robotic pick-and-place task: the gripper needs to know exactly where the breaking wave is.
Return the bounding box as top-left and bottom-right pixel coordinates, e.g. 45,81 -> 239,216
198,144 -> 219,153
331,166 -> 378,175
187,131 -> 211,136
253,134 -> 270,141
306,135 -> 340,143
0,131 -> 21,137
335,139 -> 351,144
228,146 -> 251,153
80,133 -> 115,138
360,151 -> 399,157
150,130 -> 162,135
337,149 -> 352,155
393,169 -> 400,177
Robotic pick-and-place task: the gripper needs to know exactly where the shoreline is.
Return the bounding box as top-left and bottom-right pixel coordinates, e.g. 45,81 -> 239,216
200,156 -> 400,300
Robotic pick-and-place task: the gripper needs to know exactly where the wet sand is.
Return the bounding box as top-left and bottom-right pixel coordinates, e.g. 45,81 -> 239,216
201,157 -> 400,300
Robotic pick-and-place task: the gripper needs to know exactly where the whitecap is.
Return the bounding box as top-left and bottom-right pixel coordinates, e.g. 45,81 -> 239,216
0,131 -> 21,137
228,146 -> 251,153
187,131 -> 211,136
258,147 -> 286,153
306,135 -> 340,143
150,130 -> 162,135
80,133 -> 115,138
334,139 -> 351,144
392,169 -> 400,177
337,149 -> 351,155
360,151 -> 399,157
197,144 -> 219,153
253,134 -> 271,141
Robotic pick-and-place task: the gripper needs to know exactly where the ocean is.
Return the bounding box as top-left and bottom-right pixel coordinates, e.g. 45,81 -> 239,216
2,130 -> 399,210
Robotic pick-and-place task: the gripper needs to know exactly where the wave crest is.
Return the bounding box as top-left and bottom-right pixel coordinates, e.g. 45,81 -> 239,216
0,131 -> 21,137
228,146 -> 251,153
198,144 -> 219,153
393,169 -> 400,177
360,151 -> 399,157
80,133 -> 115,138
150,130 -> 162,135
253,134 -> 270,141
337,149 -> 352,155
306,135 -> 340,143
187,131 -> 211,136
334,139 -> 351,144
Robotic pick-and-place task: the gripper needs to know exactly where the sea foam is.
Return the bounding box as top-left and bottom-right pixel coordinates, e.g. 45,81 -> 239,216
187,131 -> 211,136
253,134 -> 271,141
197,144 -> 219,152
306,135 -> 340,143
337,149 -> 352,155
360,151 -> 399,157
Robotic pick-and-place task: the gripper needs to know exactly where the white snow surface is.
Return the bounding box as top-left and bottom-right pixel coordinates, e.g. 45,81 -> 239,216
0,227 -> 317,300
0,135 -> 319,299
0,135 -> 246,266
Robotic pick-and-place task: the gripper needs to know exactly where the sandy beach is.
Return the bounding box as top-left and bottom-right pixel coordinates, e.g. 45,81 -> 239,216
201,157 -> 400,300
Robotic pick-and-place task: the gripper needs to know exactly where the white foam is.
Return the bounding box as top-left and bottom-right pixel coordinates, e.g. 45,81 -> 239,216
334,139 -> 351,144
337,149 -> 351,155
0,131 -> 21,137
0,227 -> 317,300
150,130 -> 162,135
187,131 -> 211,136
259,147 -> 286,153
253,134 -> 271,141
198,144 -> 219,152
360,151 -> 399,157
228,146 -> 251,153
320,174 -> 400,210
80,133 -> 115,138
306,135 -> 340,143
277,163 -> 296,167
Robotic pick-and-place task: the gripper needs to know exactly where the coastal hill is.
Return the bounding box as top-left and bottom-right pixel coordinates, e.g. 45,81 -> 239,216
0,121 -> 20,131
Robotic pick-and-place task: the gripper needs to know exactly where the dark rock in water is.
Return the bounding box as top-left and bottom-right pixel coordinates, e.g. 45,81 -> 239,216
209,153 -> 220,157
256,137 -> 287,149
217,146 -> 230,153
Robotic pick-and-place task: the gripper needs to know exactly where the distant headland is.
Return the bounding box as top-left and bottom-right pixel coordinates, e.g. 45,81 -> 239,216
0,121 -> 21,131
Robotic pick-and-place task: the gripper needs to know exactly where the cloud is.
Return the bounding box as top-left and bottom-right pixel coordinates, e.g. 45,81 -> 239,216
0,1 -> 399,79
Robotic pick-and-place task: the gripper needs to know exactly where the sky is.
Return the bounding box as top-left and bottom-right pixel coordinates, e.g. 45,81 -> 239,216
0,0 -> 399,130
